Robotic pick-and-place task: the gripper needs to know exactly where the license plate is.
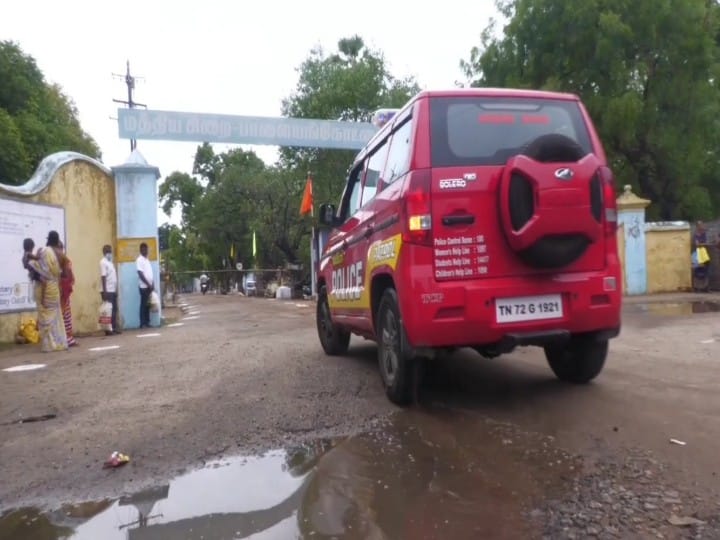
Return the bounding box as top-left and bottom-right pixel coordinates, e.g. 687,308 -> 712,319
495,294 -> 563,323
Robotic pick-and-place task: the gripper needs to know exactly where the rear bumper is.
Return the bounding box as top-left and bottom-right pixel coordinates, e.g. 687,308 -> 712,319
399,270 -> 622,349
492,326 -> 620,354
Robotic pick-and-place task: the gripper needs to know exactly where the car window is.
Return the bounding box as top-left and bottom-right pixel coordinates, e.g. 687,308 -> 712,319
361,138 -> 390,206
383,119 -> 412,184
338,159 -> 367,222
430,97 -> 593,167
348,177 -> 362,216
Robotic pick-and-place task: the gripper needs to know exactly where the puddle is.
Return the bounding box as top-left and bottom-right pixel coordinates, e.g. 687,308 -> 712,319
627,300 -> 720,317
0,410 -> 578,540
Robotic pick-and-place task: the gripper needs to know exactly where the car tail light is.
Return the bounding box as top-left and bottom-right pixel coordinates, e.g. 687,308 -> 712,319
402,169 -> 432,246
598,166 -> 618,236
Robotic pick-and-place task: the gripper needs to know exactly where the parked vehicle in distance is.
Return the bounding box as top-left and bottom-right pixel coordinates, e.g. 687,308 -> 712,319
245,279 -> 257,297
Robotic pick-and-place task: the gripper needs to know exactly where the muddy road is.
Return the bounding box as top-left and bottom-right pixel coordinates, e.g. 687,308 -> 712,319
1,293 -> 719,538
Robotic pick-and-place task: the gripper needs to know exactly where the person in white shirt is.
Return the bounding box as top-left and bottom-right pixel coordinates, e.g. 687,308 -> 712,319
136,242 -> 154,328
100,244 -> 120,335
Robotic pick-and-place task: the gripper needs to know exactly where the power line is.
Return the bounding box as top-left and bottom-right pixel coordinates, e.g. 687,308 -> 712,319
112,60 -> 147,152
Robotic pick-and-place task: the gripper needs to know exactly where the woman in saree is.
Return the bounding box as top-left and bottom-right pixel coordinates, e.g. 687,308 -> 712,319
28,231 -> 68,352
57,240 -> 78,346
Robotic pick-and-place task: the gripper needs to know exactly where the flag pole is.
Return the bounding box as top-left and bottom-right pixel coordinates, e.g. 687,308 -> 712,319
308,171 -> 317,299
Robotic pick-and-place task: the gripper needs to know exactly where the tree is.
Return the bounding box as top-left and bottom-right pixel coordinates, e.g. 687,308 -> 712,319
460,0 -> 720,220
280,35 -> 422,214
191,149 -> 313,269
158,172 -> 203,227
0,40 -> 100,185
159,223 -> 209,292
159,145 -> 284,270
192,142 -> 221,185
241,166 -> 314,265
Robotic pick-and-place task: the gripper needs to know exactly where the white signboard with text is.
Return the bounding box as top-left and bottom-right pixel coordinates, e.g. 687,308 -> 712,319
0,197 -> 65,313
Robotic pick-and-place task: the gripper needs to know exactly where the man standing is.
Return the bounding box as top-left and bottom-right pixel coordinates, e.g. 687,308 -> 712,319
136,242 -> 154,328
100,244 -> 120,335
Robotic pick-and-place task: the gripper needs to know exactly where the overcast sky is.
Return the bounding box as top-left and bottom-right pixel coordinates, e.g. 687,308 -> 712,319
1,0 -> 500,223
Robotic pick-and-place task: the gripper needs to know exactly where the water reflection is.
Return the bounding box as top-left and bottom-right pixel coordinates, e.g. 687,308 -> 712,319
0,410 -> 576,540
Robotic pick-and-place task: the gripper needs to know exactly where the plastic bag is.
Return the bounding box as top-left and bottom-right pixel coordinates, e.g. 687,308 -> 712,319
103,451 -> 130,468
98,301 -> 113,332
148,291 -> 160,313
17,317 -> 39,345
697,246 -> 710,265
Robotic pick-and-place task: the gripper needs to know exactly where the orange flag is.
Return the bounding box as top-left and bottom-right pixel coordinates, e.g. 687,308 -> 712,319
300,175 -> 313,216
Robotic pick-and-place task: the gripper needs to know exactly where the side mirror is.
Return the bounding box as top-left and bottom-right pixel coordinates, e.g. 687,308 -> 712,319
318,203 -> 337,227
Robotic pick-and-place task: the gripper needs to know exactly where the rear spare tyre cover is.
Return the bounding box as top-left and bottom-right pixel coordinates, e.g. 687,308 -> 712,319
499,134 -> 604,269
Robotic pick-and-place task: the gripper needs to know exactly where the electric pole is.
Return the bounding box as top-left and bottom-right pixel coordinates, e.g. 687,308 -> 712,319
112,60 -> 147,152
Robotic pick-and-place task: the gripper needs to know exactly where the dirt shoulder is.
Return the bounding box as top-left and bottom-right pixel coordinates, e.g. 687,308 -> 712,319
0,295 -> 394,510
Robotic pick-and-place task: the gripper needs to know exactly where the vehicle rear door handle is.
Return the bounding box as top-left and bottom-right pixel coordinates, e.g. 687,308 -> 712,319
364,225 -> 374,238
442,214 -> 475,226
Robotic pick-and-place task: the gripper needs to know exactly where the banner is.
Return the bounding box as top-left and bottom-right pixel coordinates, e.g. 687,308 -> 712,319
0,198 -> 65,313
118,109 -> 378,150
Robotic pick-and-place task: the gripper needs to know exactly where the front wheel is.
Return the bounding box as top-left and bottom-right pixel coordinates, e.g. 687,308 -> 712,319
316,286 -> 350,356
544,338 -> 608,384
376,288 -> 416,405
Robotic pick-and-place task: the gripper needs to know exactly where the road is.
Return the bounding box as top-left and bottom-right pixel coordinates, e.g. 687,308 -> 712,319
1,292 -> 719,538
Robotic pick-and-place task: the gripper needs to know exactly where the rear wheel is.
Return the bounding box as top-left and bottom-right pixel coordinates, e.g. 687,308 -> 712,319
316,286 -> 350,356
544,337 -> 608,383
376,288 -> 415,405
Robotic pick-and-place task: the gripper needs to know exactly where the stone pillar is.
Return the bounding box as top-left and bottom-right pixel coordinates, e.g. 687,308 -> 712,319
111,150 -> 161,329
616,185 -> 651,295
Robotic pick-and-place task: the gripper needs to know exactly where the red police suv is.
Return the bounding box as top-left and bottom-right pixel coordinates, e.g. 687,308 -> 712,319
316,88 -> 621,405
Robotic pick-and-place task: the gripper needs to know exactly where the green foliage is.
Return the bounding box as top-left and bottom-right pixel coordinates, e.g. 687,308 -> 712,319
159,223 -> 209,291
0,108 -> 31,181
0,40 -> 100,185
161,223 -> 207,270
461,0 -> 720,220
158,171 -> 203,227
280,35 -> 421,212
192,142 -> 221,185
160,145 -> 303,271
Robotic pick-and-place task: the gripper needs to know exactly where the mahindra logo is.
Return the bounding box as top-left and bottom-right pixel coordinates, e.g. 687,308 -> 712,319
554,167 -> 574,181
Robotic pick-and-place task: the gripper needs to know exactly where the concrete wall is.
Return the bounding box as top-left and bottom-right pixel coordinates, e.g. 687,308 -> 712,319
615,186 -> 693,295
616,221 -> 692,295
645,223 -> 692,294
0,153 -> 116,342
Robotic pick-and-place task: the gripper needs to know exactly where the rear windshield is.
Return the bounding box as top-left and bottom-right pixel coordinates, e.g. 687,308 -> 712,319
430,97 -> 593,167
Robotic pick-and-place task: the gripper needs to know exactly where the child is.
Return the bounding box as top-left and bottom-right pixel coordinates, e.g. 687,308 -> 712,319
22,238 -> 41,283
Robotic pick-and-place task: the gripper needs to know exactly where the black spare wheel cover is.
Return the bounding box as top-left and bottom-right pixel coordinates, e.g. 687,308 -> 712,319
499,134 -> 601,269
